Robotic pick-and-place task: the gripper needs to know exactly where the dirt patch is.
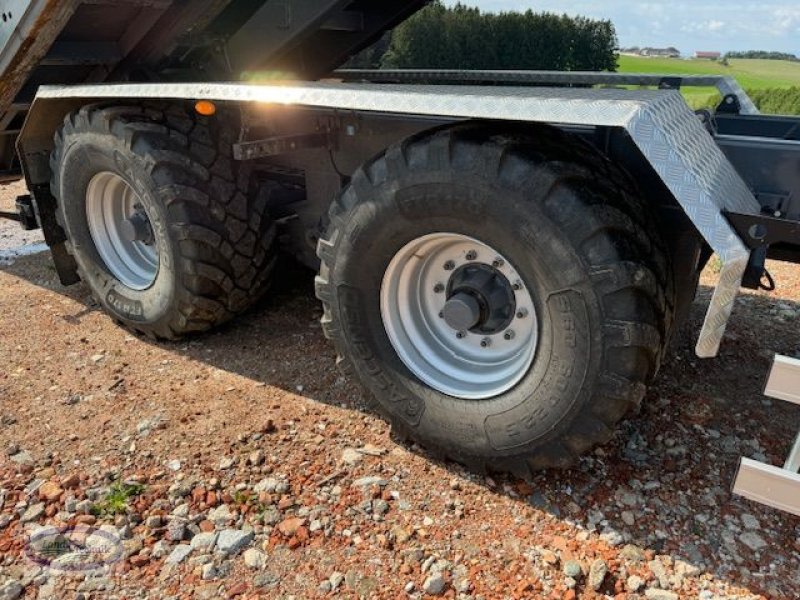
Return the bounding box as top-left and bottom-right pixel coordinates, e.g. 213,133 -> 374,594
0,180 -> 799,599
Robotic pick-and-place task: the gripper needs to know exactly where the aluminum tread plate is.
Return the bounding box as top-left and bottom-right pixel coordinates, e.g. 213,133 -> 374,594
335,69 -> 760,116
28,81 -> 760,356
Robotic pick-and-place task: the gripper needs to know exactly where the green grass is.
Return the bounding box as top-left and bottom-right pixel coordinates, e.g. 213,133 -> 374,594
90,482 -> 145,517
617,56 -> 800,109
618,56 -> 800,88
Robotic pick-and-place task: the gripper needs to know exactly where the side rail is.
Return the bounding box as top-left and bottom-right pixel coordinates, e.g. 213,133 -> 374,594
733,355 -> 800,516
334,69 -> 760,116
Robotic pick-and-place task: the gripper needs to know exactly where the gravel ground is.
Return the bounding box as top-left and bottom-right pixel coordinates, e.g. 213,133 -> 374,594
1,179 -> 799,600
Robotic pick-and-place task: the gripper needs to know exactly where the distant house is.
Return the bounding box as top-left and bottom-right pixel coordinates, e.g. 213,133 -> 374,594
640,47 -> 680,58
694,51 -> 721,60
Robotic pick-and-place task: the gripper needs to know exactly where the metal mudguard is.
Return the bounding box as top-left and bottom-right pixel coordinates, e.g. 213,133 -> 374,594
17,81 -> 761,356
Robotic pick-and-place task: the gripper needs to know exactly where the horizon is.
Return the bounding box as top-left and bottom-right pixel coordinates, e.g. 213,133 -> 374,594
442,1 -> 800,56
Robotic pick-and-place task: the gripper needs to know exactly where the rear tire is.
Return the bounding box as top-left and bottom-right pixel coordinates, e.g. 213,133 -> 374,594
50,103 -> 277,338
316,123 -> 674,474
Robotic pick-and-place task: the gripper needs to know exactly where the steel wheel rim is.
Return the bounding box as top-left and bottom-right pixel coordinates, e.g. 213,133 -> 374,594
85,172 -> 159,291
381,233 -> 538,400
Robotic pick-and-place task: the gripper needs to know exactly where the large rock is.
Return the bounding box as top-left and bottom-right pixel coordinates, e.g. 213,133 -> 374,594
38,482 -> 63,502
216,529 -> 254,556
341,448 -> 362,466
0,580 -> 23,600
243,548 -> 266,569
619,544 -> 646,563
277,518 -> 306,537
165,544 -> 193,565
739,531 -> 767,551
20,503 -> 45,523
588,559 -> 608,591
9,451 -> 34,467
207,504 -> 233,524
562,560 -> 582,579
190,532 -> 218,552
626,575 -> 644,592
422,574 -> 446,596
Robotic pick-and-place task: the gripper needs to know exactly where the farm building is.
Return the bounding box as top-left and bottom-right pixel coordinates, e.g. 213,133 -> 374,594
695,51 -> 722,60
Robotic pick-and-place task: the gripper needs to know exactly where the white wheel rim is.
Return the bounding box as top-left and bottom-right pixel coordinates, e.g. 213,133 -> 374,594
85,171 -> 159,291
381,233 -> 538,400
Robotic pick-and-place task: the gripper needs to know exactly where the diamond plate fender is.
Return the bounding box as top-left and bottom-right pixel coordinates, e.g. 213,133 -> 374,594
335,69 -> 761,117
19,82 -> 761,356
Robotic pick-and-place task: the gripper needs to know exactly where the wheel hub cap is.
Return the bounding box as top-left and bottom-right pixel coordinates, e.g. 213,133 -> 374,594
85,171 -> 159,291
120,211 -> 155,245
442,292 -> 481,331
381,233 -> 539,400
446,263 -> 516,334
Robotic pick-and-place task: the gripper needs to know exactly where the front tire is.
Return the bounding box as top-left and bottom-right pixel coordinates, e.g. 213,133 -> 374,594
50,103 -> 277,339
316,123 -> 673,474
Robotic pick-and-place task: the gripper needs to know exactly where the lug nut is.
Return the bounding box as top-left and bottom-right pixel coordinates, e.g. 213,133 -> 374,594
504,330 -> 515,340
439,311 -> 444,318
444,260 -> 456,271
434,283 -> 445,293
480,337 -> 492,348
456,330 -> 466,339
492,257 -> 505,268
465,250 -> 477,261
512,280 -> 523,291
516,308 -> 528,319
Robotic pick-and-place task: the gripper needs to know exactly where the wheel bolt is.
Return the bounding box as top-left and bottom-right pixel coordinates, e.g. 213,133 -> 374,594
439,311 -> 444,318
465,250 -> 477,261
492,257 -> 505,268
480,337 -> 492,348
504,330 -> 515,340
456,330 -> 466,339
434,283 -> 445,293
512,280 -> 523,291
444,260 -> 456,271
516,308 -> 528,319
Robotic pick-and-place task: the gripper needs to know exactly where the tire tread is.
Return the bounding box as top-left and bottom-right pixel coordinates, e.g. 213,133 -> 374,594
50,101 -> 277,338
316,122 -> 673,473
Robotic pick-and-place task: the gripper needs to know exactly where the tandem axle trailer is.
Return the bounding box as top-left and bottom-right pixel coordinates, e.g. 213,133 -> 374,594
1,0 -> 799,515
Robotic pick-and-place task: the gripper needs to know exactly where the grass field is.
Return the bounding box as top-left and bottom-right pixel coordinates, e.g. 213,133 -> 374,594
617,55 -> 800,109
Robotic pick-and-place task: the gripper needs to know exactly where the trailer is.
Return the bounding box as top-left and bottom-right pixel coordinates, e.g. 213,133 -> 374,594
1,1 -> 799,512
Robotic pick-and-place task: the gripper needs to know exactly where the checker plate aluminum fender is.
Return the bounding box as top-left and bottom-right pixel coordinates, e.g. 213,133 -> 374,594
335,69 -> 760,117
20,82 -> 761,356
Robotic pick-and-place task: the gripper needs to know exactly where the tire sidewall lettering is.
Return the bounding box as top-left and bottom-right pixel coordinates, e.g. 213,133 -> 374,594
337,284 -> 424,425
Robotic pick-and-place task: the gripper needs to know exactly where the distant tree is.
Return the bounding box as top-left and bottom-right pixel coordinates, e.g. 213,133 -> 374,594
725,50 -> 798,61
351,1 -> 618,72
344,33 -> 392,69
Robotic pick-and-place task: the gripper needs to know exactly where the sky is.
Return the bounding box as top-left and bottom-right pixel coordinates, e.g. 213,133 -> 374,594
443,1 -> 800,55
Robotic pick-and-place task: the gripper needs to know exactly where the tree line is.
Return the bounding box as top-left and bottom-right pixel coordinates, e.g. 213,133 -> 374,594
725,51 -> 798,62
348,1 -> 618,72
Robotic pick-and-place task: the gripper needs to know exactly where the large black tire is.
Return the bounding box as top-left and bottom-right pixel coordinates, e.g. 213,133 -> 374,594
316,123 -> 675,474
50,102 -> 277,339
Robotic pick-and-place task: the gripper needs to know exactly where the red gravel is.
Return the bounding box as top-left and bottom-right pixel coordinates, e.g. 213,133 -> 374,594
1,180 -> 799,599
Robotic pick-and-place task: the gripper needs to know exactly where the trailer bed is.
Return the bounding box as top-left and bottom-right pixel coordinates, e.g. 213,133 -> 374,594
0,0 -> 428,179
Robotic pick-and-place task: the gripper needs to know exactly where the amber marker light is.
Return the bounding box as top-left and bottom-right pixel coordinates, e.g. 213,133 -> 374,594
194,100 -> 217,116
